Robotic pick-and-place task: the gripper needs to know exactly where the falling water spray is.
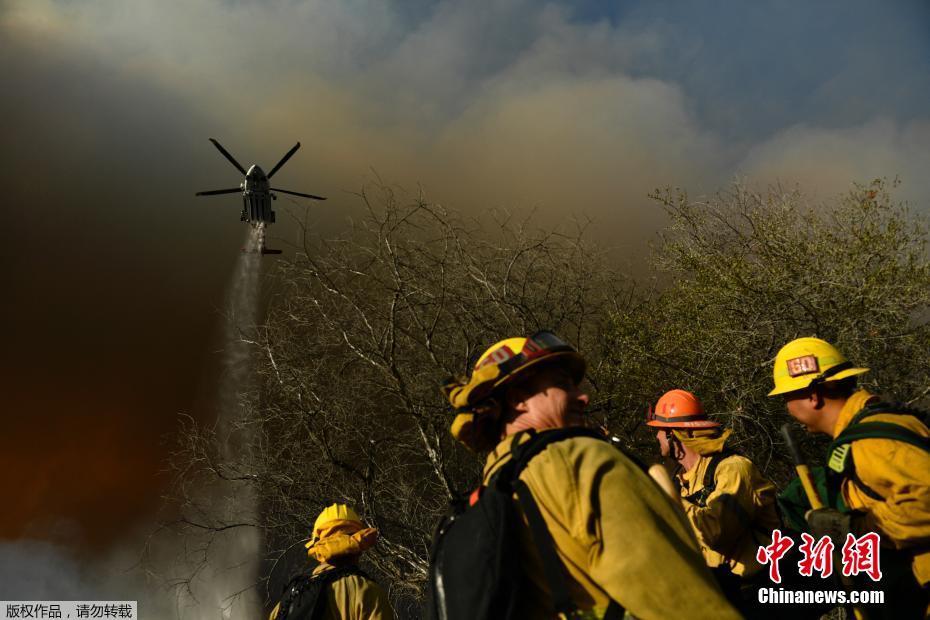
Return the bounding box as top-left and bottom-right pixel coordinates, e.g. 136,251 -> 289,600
185,224 -> 265,618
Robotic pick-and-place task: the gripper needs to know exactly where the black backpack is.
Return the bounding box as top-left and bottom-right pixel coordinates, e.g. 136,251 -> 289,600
275,565 -> 369,620
425,427 -> 625,620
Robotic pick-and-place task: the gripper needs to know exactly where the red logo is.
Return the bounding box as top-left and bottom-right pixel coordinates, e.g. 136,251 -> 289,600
756,529 -> 795,583
797,533 -> 834,578
757,531 -> 883,582
842,532 -> 882,582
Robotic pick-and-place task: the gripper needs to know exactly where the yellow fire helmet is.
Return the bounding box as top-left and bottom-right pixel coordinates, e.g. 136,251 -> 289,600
443,330 -> 585,451
769,337 -> 869,397
312,503 -> 362,537
306,503 -> 379,562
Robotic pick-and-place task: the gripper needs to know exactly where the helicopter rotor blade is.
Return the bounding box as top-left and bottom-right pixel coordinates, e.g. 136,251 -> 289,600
267,142 -> 301,179
195,188 -> 242,196
271,188 -> 327,201
208,138 -> 247,176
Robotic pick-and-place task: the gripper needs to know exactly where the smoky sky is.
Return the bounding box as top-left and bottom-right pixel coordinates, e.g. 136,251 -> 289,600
2,0 -> 929,554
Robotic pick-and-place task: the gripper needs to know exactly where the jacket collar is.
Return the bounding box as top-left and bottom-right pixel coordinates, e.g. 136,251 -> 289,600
832,389 -> 878,438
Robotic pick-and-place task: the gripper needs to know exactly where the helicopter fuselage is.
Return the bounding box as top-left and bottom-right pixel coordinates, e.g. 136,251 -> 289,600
240,164 -> 275,225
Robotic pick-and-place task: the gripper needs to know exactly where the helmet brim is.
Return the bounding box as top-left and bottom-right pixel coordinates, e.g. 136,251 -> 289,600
646,418 -> 721,429
491,350 -> 586,391
767,366 -> 869,397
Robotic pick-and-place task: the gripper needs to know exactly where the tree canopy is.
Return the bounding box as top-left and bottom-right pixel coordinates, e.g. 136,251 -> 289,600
602,178 -> 930,475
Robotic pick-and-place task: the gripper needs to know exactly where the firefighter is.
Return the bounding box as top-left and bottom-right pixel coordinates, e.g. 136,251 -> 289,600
770,337 -> 930,618
441,331 -> 739,619
269,504 -> 394,620
647,389 -> 781,613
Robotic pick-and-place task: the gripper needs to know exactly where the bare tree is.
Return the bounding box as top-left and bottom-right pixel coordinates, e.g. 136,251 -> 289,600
164,183 -> 626,615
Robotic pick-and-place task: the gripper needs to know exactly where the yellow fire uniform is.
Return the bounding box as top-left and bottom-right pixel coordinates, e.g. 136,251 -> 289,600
483,432 -> 740,620
677,435 -> 781,577
834,390 -> 930,587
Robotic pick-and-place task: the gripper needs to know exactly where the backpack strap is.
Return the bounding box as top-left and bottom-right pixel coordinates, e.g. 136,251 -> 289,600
827,401 -> 930,501
513,478 -> 576,617
847,401 -> 930,429
495,427 -> 626,620
505,427 -> 609,476
681,450 -> 773,555
681,450 -> 734,508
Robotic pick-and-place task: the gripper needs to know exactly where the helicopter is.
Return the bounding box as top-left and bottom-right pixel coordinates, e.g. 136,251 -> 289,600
196,138 -> 325,254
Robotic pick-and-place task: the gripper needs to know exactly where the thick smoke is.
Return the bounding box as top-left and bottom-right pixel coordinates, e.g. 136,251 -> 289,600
0,531 -> 174,617
0,227 -> 266,618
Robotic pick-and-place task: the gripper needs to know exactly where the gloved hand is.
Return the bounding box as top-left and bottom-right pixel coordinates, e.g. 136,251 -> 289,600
805,508 -> 852,543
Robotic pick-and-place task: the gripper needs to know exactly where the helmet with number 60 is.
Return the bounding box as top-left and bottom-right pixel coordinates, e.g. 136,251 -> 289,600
769,337 -> 868,397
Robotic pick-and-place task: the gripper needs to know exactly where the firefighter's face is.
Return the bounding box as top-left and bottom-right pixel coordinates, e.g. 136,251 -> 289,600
508,365 -> 590,430
784,389 -> 820,432
656,429 -> 672,457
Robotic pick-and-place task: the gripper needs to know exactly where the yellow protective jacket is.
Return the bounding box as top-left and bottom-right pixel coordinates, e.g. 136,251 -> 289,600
833,390 -> 930,586
482,432 -> 740,620
269,563 -> 394,620
677,440 -> 781,578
